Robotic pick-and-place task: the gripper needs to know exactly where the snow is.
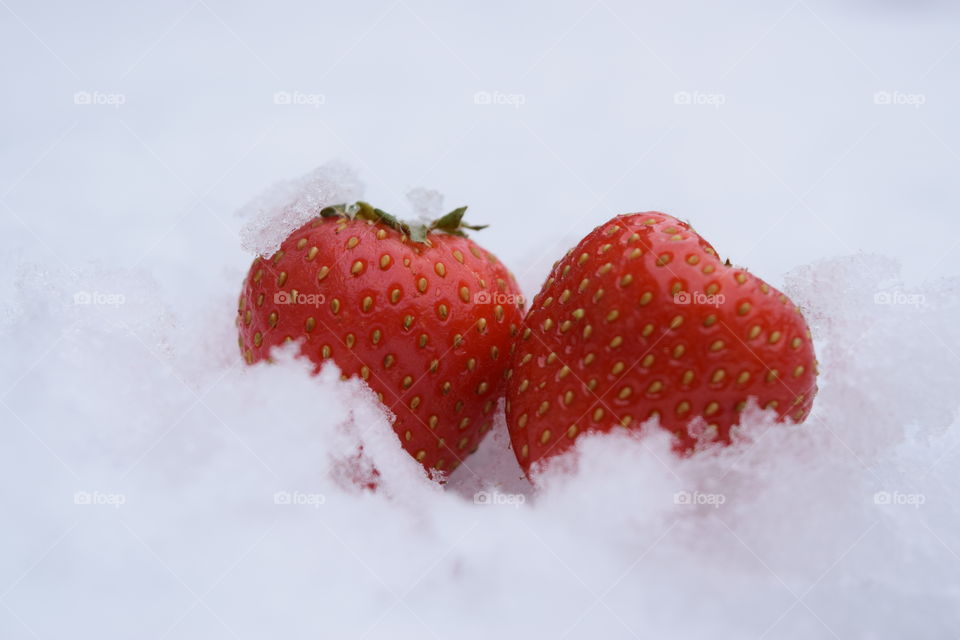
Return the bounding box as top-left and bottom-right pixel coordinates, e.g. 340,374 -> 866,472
3,1 -> 960,638
238,162 -> 364,257
4,185 -> 959,640
405,187 -> 447,222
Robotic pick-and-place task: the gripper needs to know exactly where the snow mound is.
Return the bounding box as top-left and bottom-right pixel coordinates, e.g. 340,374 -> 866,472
3,199 -> 959,638
237,162 -> 365,257
405,186 -> 446,221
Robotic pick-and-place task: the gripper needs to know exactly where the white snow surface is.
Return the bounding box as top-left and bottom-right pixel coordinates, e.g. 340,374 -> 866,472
3,1 -> 960,637
2,164 -> 959,639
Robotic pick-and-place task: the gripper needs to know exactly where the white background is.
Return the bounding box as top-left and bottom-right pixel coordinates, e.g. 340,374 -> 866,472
3,0 -> 960,292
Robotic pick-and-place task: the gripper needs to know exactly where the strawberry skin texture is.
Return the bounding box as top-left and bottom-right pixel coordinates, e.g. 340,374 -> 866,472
237,215 -> 524,474
505,212 -> 818,473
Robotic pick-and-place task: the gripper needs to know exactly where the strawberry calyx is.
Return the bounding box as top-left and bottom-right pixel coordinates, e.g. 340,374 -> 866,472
319,201 -> 488,244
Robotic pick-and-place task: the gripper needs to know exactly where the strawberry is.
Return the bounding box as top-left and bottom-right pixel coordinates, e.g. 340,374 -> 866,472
505,212 -> 818,473
237,202 -> 524,474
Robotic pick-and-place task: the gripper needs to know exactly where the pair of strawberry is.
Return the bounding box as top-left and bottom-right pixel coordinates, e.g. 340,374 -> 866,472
237,202 -> 817,476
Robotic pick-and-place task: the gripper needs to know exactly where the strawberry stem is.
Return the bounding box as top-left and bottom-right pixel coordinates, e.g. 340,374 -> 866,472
319,201 -> 487,244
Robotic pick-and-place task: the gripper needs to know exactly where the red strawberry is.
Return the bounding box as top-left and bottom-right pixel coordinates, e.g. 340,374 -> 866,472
506,212 -> 817,473
237,202 -> 524,474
